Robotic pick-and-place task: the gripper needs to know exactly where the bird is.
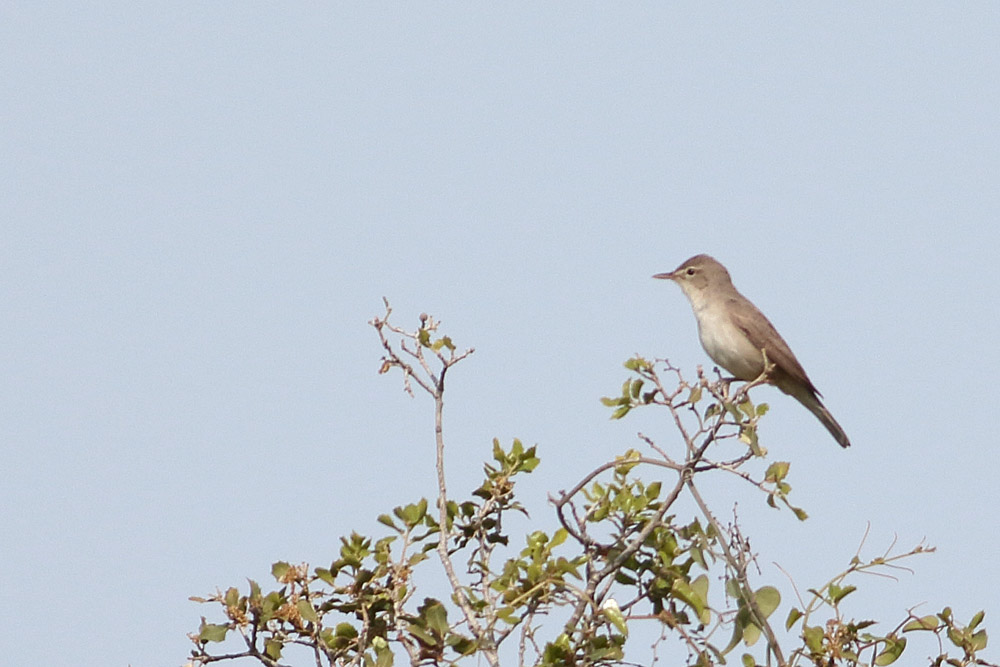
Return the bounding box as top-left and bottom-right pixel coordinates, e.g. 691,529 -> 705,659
654,254 -> 851,448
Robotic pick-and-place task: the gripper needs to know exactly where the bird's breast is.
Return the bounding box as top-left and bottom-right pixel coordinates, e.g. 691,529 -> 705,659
694,303 -> 766,380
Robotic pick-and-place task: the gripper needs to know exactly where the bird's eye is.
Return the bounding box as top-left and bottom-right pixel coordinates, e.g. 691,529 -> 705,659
685,268 -> 696,276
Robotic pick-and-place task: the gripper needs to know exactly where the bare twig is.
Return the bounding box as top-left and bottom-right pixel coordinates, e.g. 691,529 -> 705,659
370,301 -> 496,666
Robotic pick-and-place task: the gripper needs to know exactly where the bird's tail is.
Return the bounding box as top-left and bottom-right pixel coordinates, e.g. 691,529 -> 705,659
788,386 -> 852,448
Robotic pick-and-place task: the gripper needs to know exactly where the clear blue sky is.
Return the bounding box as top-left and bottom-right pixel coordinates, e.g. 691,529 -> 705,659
2,4 -> 999,665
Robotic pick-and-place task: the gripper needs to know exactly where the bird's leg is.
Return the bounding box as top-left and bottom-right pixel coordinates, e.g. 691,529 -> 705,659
715,371 -> 739,399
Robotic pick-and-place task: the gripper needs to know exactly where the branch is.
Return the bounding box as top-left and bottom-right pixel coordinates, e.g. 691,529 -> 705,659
370,302 -> 496,665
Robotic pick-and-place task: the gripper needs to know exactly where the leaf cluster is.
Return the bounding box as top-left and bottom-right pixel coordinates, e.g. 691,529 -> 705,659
187,308 -> 995,667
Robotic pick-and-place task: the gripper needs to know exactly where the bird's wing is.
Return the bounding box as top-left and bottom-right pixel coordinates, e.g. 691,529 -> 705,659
727,297 -> 820,396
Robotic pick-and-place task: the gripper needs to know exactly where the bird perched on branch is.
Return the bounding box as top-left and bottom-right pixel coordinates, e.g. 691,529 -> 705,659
654,254 -> 850,448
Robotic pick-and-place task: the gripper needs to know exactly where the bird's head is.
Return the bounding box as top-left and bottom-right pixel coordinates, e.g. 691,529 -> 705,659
653,254 -> 731,299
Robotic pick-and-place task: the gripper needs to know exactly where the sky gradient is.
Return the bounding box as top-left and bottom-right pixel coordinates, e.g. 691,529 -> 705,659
2,4 -> 999,665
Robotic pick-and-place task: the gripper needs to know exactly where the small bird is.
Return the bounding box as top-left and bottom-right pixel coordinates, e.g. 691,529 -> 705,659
654,254 -> 850,448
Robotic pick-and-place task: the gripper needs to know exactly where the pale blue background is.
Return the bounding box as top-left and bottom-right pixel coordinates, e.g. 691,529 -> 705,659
2,3 -> 998,665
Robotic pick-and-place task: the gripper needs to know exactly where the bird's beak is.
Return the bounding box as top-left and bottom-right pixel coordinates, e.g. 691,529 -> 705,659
652,271 -> 676,280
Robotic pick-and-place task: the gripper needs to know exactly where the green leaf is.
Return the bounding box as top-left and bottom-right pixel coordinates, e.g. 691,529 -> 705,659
689,386 -> 702,404
510,438 -> 524,457
829,584 -> 856,603
723,612 -> 746,653
691,575 -> 710,605
786,607 -> 803,630
672,577 -> 708,624
902,615 -> 939,632
802,625 -> 824,652
742,622 -> 761,647
630,379 -> 644,399
496,606 -> 519,625
518,447 -> 540,472
690,546 -> 707,570
741,654 -> 756,667
271,561 -> 291,581
446,633 -> 478,655
602,599 -> 629,636
874,636 -> 906,665
265,639 -> 282,660
199,622 -> 229,643
259,591 -> 284,622
692,577 -> 711,624
336,622 -> 359,638
628,356 -> 651,371
408,624 -> 436,646
754,586 -> 780,618
375,637 -> 394,667
297,599 -> 319,624
764,461 -> 789,483
970,610 -> 986,630
398,498 -> 428,527
971,629 -> 988,651
377,514 -> 397,529
424,600 -> 449,636
611,406 -> 631,419
431,335 -> 454,351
